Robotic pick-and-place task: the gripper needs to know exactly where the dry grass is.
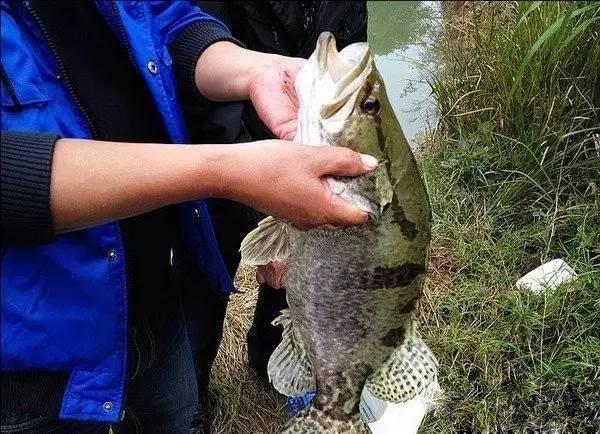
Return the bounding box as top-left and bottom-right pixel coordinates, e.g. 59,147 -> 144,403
208,266 -> 287,434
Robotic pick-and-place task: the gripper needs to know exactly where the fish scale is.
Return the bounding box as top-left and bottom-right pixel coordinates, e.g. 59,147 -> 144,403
241,32 -> 440,433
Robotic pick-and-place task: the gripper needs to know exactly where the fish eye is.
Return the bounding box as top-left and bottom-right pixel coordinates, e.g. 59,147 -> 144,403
361,96 -> 381,116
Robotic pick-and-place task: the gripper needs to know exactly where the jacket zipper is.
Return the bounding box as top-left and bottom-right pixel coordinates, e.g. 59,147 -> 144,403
24,1 -> 100,138
0,62 -> 21,107
109,2 -> 138,310
24,3 -> 129,416
110,1 -> 136,68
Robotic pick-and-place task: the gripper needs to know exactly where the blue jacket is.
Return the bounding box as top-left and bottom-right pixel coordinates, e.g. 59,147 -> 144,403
1,0 -> 235,422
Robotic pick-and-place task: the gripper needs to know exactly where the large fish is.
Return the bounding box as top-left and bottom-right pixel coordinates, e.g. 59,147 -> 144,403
240,33 -> 439,433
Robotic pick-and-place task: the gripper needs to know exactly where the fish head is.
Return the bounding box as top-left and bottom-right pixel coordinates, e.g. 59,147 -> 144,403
295,32 -> 393,161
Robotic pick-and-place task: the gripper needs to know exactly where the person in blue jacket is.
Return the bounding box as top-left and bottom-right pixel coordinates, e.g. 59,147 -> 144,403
0,1 -> 378,432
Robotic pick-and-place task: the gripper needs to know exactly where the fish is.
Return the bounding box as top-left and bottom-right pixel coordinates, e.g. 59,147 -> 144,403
240,32 -> 439,433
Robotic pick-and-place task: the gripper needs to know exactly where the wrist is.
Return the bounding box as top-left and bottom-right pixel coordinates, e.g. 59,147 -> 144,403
192,144 -> 245,201
195,41 -> 283,101
243,52 -> 284,100
229,48 -> 284,101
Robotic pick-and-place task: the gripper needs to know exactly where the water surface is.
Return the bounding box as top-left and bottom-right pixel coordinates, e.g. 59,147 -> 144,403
367,1 -> 440,147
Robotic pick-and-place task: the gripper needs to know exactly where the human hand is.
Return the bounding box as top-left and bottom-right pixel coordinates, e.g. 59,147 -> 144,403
194,42 -> 302,141
215,140 -> 378,228
256,261 -> 287,289
248,56 -> 305,140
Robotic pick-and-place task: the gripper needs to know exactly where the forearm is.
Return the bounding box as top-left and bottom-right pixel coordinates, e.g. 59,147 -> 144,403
194,41 -> 282,101
50,138 -> 227,233
3,134 -> 372,244
51,138 -> 375,233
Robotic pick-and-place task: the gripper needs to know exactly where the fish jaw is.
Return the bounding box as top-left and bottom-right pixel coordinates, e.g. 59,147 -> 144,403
294,32 -> 373,147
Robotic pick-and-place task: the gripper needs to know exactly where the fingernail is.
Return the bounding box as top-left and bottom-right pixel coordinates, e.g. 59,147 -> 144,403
360,154 -> 379,170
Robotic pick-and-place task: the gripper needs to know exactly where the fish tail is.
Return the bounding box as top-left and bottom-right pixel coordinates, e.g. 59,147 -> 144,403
281,407 -> 368,434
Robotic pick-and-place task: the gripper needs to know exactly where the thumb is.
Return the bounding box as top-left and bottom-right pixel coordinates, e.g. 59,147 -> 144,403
325,192 -> 370,227
318,147 -> 379,177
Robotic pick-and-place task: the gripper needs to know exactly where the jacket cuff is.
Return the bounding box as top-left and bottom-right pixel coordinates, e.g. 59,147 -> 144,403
169,20 -> 244,100
1,131 -> 59,245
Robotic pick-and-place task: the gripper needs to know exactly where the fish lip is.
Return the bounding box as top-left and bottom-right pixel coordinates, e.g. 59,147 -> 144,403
316,32 -> 371,83
312,33 -> 373,121
316,32 -> 336,76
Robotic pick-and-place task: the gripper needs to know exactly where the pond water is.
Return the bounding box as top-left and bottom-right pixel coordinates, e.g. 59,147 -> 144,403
367,1 -> 440,147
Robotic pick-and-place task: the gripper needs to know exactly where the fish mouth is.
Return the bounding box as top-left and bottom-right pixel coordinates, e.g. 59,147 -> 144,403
315,32 -> 372,120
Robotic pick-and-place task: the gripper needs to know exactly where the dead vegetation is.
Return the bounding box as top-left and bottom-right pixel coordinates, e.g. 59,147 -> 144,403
208,266 -> 286,434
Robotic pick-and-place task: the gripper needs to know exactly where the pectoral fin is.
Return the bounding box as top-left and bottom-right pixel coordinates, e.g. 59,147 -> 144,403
267,309 -> 316,396
240,217 -> 290,266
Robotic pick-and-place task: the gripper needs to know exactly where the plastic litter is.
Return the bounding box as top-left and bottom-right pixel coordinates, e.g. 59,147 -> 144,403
361,381 -> 442,434
516,258 -> 577,294
287,392 -> 316,417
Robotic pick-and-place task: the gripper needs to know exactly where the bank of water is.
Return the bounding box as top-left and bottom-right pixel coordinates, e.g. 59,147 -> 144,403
367,1 -> 440,147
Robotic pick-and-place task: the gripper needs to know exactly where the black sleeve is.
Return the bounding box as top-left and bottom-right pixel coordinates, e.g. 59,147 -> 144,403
1,131 -> 59,245
168,20 -> 243,101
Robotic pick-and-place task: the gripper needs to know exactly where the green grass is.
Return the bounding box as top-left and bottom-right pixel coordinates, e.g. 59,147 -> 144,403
419,2 -> 600,432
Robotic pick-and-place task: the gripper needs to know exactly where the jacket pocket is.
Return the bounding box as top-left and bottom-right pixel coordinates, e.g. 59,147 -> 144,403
1,8 -> 50,109
0,61 -> 49,108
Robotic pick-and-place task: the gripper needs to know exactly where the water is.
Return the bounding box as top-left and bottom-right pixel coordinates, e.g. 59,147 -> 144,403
367,1 -> 440,147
